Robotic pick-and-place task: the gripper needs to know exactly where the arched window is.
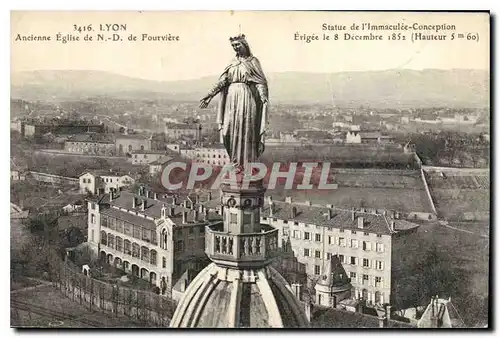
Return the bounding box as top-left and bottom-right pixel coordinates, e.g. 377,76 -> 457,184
107,233 -> 115,249
124,239 -> 131,255
132,242 -> 140,258
141,246 -> 150,262
115,236 -> 123,252
100,231 -> 107,245
162,229 -> 168,250
150,250 -> 157,265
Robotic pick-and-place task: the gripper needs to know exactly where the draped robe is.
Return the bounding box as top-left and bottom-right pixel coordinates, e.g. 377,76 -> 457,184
208,55 -> 269,169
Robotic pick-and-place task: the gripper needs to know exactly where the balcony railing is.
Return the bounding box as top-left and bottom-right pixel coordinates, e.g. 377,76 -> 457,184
205,222 -> 279,269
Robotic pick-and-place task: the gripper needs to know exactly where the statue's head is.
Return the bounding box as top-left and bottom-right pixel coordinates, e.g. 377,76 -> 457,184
229,34 -> 251,57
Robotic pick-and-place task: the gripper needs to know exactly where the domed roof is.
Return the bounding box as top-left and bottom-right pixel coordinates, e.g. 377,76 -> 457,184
170,263 -> 309,328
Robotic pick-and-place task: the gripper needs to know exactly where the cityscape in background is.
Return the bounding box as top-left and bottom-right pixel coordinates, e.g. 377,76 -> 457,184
10,70 -> 490,327
9,11 -> 490,328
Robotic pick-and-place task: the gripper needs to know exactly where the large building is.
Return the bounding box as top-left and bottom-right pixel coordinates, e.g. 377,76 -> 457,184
79,170 -> 135,194
86,187 -> 215,295
115,134 -> 152,156
24,120 -> 105,138
258,197 -> 420,307
181,144 -> 230,166
128,150 -> 174,165
64,133 -> 115,156
164,122 -> 201,141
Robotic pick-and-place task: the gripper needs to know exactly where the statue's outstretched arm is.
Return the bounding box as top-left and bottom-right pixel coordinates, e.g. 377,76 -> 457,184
207,74 -> 229,98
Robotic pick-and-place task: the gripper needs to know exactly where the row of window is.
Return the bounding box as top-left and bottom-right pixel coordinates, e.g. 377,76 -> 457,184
196,153 -> 228,159
297,235 -> 384,253
266,219 -> 383,238
100,231 -> 158,265
101,215 -> 158,245
313,264 -> 384,288
119,145 -> 147,152
305,250 -> 385,270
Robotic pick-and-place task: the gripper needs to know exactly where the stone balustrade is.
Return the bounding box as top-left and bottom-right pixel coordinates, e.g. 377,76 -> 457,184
205,222 -> 279,269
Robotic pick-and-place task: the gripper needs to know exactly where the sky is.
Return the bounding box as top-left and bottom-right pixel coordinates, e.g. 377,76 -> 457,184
11,11 -> 490,81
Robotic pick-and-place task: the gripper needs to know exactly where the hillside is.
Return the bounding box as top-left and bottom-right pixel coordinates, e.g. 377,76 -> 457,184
11,69 -> 489,108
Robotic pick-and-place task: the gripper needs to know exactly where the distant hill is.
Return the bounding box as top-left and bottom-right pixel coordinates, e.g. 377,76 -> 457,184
11,69 -> 489,108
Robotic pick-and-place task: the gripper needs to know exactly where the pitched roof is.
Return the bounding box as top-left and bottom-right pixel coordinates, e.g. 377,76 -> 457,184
66,133 -> 114,143
149,156 -> 175,165
417,297 -> 466,328
312,307 -> 415,328
317,254 -> 351,288
100,191 -> 222,230
261,200 -> 418,236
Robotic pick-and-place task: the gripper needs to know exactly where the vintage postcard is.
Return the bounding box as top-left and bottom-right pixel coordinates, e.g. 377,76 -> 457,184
10,11 -> 490,329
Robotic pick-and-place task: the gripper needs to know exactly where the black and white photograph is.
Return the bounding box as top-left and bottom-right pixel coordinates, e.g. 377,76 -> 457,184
9,10 -> 490,329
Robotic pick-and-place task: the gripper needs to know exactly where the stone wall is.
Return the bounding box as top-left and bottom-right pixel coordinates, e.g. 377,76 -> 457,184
55,261 -> 176,327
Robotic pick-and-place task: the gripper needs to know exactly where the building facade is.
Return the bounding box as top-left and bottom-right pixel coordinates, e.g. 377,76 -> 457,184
79,171 -> 135,194
181,144 -> 230,166
164,123 -> 201,141
115,134 -> 152,156
86,188 -> 215,295
64,134 -> 115,156
128,150 -> 172,165
257,198 -> 419,307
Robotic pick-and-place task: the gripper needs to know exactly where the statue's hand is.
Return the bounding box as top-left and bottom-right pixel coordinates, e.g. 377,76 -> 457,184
199,95 -> 212,109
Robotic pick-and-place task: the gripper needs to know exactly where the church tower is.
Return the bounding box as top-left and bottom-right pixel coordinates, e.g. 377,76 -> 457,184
170,177 -> 309,328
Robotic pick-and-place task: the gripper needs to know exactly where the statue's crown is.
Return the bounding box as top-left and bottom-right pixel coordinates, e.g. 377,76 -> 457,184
229,34 -> 246,42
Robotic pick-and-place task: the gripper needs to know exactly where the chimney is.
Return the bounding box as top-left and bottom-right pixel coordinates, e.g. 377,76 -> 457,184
141,199 -> 146,211
327,209 -> 333,220
109,190 -> 114,202
154,192 -> 158,200
378,315 -> 386,328
291,283 -> 303,301
180,279 -> 187,292
285,196 -> 292,203
304,300 -> 312,323
431,298 -> 438,328
169,206 -> 175,217
132,196 -> 137,208
182,211 -> 188,224
203,208 -> 209,221
390,221 -> 395,232
357,216 -> 364,229
305,200 -> 311,206
385,304 -> 391,321
172,195 -> 177,205
199,204 -> 205,213
207,191 -> 212,201
269,202 -> 275,217
351,208 -> 355,221
290,206 -> 297,218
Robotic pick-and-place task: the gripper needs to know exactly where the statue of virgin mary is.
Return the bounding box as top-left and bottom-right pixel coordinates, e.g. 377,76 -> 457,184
199,34 -> 269,171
